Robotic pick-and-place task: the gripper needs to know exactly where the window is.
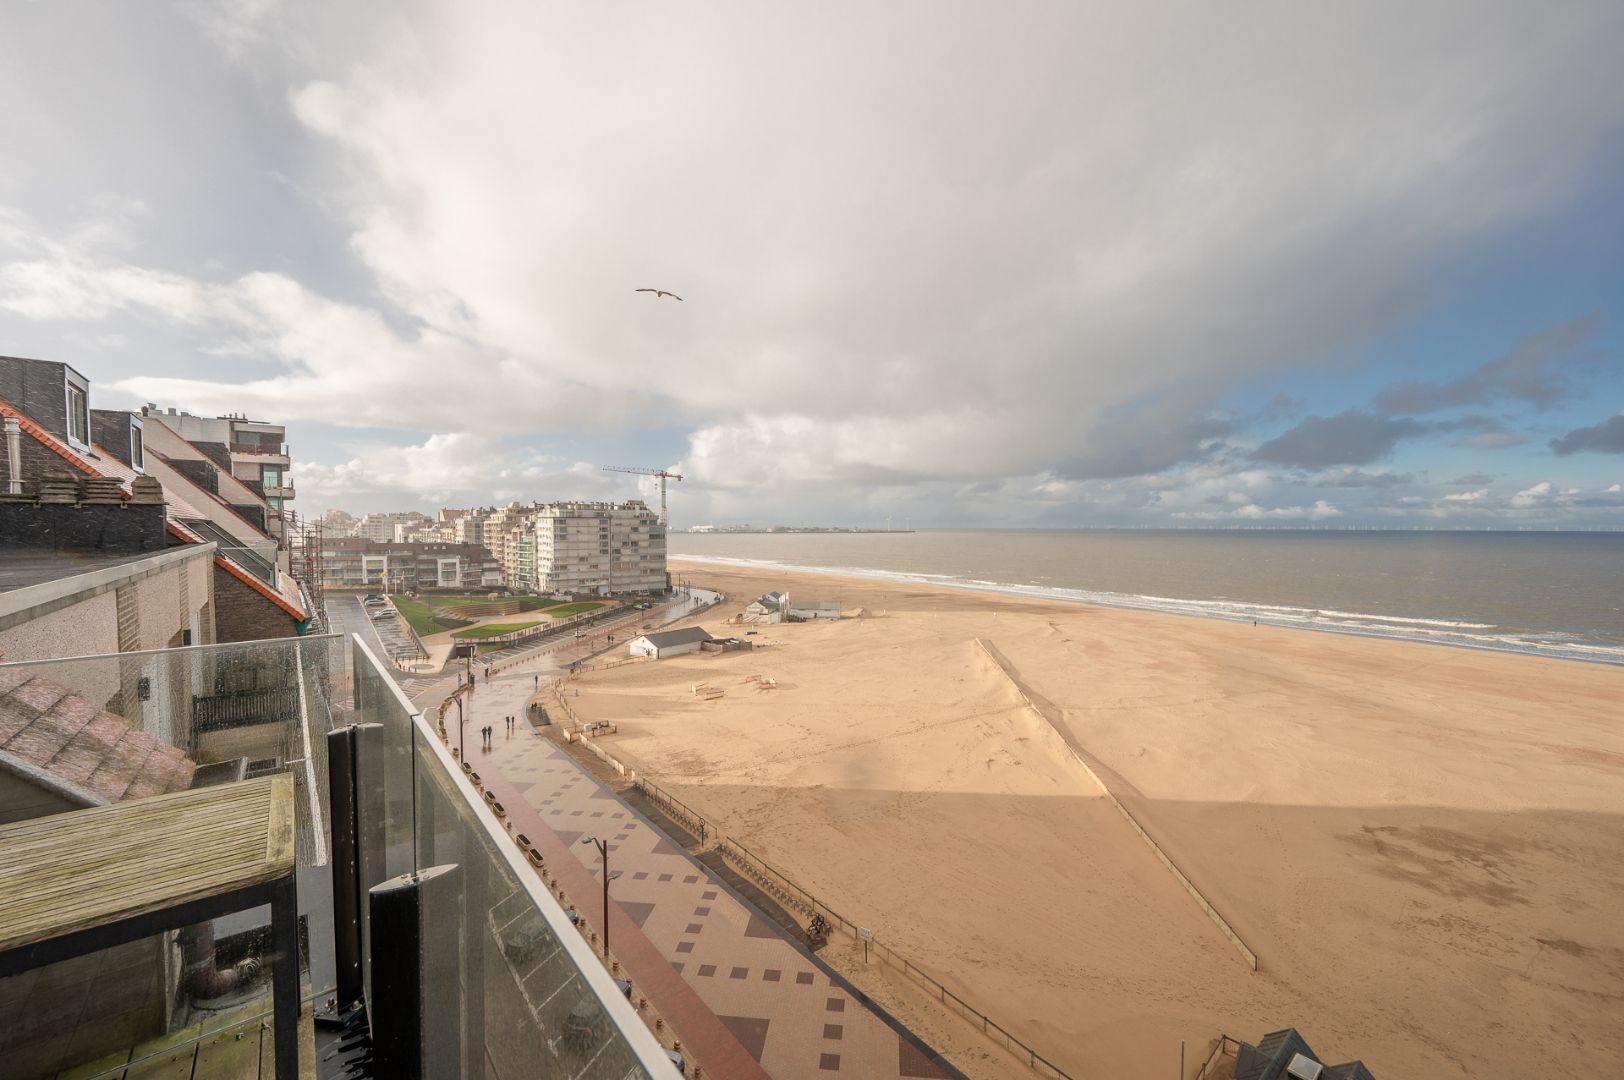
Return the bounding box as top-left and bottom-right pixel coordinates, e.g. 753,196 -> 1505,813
261,465 -> 282,489
65,381 -> 89,446
130,424 -> 144,471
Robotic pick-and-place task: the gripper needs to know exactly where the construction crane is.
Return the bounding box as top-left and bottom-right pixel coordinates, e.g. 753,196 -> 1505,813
601,465 -> 684,526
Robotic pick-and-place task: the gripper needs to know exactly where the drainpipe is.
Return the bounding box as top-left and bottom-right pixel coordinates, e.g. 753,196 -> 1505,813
3,416 -> 21,494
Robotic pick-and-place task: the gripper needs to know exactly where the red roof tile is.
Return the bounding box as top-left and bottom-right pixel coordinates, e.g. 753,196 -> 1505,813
0,674 -> 196,804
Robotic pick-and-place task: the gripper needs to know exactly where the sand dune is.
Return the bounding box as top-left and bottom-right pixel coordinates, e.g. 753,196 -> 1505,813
565,561 -> 1624,1078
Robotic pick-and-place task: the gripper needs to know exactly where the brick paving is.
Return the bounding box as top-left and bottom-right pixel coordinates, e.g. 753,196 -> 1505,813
456,668 -> 961,1080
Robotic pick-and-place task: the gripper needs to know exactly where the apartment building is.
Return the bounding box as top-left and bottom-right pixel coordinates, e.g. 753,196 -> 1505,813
532,500 -> 666,594
353,510 -> 432,543
138,406 -> 294,541
0,357 -> 307,640
316,537 -> 500,591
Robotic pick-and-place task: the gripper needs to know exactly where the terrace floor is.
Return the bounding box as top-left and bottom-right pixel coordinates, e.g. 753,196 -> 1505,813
54,999 -> 315,1080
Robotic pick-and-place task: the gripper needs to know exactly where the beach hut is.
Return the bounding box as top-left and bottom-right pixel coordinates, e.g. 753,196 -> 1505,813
786,599 -> 841,621
628,627 -> 713,659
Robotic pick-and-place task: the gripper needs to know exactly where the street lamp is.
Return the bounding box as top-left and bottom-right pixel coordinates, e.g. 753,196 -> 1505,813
579,836 -> 621,958
455,696 -> 466,759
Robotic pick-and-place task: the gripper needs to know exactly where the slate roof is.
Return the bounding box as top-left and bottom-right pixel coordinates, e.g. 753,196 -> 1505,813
0,664 -> 196,805
637,627 -> 714,648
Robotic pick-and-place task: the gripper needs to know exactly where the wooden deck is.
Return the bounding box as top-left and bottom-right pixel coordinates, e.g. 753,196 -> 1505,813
0,777 -> 302,1079
53,998 -> 316,1080
0,776 -> 294,954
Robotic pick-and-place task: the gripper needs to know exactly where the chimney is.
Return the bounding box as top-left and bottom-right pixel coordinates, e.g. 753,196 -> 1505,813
2,416 -> 21,495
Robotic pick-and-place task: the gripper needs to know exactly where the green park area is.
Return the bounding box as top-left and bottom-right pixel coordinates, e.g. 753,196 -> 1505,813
451,621 -> 543,640
388,595 -> 461,637
387,595 -> 609,639
546,602 -> 604,617
428,595 -> 564,612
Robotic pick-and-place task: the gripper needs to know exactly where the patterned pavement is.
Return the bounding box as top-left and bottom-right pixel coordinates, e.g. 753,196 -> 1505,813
458,669 -> 960,1080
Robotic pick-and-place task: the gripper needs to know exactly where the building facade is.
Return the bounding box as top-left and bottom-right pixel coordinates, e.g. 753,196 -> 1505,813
316,537 -> 500,591
529,501 -> 665,594
138,407 -> 294,542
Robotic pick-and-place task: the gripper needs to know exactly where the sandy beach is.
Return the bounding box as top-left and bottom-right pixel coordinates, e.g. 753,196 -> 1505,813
565,560 -> 1624,1078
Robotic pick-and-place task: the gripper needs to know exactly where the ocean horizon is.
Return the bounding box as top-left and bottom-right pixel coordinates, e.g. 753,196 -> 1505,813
670,528 -> 1624,665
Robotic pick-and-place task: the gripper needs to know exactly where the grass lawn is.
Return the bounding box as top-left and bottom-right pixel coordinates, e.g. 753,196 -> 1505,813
388,595 -> 468,637
425,595 -> 564,612
450,621 -> 543,640
546,602 -> 605,618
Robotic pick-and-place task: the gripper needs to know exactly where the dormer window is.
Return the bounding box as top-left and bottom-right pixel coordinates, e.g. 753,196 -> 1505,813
65,379 -> 89,448
130,421 -> 145,472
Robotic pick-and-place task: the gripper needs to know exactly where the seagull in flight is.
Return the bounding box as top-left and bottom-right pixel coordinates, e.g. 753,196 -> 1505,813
635,288 -> 684,301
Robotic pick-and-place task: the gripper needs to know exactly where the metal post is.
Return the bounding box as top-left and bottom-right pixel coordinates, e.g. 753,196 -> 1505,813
581,836 -> 610,957
270,874 -> 300,1080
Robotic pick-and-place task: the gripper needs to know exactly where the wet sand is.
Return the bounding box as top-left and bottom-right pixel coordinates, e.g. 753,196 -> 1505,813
565,560 -> 1624,1077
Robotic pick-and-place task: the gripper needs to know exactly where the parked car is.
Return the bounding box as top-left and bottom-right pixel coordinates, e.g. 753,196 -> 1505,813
370,610 -> 395,621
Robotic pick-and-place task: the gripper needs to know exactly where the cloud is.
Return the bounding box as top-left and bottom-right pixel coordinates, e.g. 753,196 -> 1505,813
295,433 -> 632,510
1446,473 -> 1496,485
1550,413 -> 1624,455
1375,311 -> 1601,414
1444,488 -> 1488,501
1251,410 -> 1429,468
1315,467 -> 1414,488
5,3 -> 1624,526
1509,480 -> 1553,508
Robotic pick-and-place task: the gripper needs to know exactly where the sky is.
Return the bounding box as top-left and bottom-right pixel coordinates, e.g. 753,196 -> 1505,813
2,2 -> 1623,529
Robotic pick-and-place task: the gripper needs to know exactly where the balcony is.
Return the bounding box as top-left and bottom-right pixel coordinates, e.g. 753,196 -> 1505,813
229,443 -> 289,461
0,635 -> 669,1079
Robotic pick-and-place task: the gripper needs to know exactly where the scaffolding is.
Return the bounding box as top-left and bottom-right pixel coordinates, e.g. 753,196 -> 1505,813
286,510 -> 328,633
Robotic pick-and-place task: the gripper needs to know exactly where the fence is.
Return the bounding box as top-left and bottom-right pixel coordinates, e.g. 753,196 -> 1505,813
1194,1035 -> 1240,1079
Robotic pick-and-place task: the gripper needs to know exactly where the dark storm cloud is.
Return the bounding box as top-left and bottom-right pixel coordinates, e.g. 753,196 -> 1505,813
1550,414 -> 1624,455
1252,410 -> 1429,468
1375,312 -> 1601,415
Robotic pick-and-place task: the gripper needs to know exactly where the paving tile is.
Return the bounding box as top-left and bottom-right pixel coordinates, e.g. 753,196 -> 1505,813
796,972 -> 815,985
697,964 -> 716,977
820,1053 -> 841,1071
762,969 -> 781,982
824,1024 -> 844,1040
729,967 -> 749,980
685,923 -> 703,934
826,997 -> 845,1013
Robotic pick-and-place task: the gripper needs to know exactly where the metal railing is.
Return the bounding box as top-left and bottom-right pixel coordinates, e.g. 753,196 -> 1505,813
1194,1035 -> 1240,1079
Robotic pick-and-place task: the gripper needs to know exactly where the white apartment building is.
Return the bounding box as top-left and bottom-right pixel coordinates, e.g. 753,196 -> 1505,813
532,501 -> 665,595
353,511 -> 431,543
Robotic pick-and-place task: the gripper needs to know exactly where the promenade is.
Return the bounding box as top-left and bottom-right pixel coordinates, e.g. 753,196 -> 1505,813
445,662 -> 961,1080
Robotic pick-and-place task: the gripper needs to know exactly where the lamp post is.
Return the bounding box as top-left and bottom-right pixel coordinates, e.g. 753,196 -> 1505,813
455,696 -> 466,759
580,836 -> 620,958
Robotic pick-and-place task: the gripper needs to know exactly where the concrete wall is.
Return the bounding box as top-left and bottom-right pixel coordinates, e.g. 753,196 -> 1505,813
0,545 -> 213,667
0,767 -> 81,825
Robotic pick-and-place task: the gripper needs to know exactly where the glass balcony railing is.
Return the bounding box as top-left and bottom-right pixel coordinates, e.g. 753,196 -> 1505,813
0,633 -> 668,1079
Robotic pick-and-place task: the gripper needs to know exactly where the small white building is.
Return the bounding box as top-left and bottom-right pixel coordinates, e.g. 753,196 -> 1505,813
786,599 -> 841,621
628,626 -> 714,659
744,591 -> 786,619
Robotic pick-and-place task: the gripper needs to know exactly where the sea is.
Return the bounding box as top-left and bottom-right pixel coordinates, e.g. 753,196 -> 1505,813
668,530 -> 1624,665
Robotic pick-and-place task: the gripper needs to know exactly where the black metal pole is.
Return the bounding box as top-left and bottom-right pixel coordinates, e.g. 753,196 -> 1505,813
599,838 -> 610,958
456,697 -> 464,758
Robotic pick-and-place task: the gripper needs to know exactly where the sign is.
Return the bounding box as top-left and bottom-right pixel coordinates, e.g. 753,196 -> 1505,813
453,643 -> 477,658
857,927 -> 872,941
